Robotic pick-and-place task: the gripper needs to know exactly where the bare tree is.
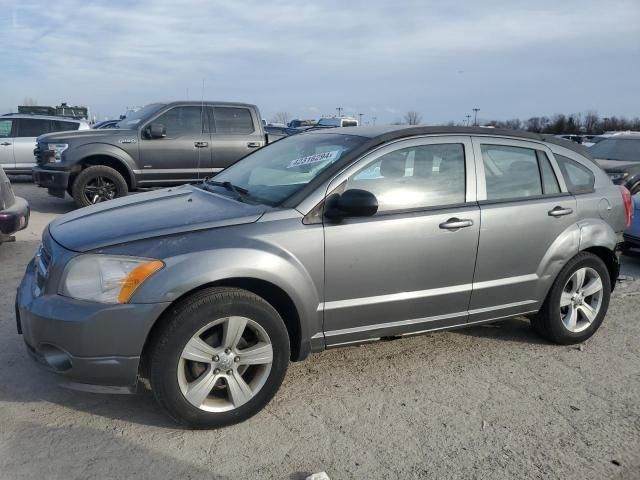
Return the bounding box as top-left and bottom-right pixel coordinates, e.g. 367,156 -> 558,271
583,111 -> 599,134
403,111 -> 422,125
22,97 -> 38,106
270,112 -> 291,125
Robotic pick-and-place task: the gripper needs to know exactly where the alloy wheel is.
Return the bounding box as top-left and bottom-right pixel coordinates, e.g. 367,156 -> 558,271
177,316 -> 273,412
560,267 -> 603,333
84,176 -> 118,204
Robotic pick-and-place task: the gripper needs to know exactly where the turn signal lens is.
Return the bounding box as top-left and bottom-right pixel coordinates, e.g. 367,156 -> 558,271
117,260 -> 164,303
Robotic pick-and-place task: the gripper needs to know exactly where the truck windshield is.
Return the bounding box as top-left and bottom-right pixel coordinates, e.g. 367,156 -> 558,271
207,133 -> 366,206
115,103 -> 166,129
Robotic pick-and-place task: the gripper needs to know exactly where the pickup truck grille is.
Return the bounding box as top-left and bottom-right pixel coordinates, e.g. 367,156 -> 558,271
34,144 -> 46,164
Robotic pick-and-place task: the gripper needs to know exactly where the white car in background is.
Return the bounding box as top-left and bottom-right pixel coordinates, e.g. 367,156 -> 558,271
317,116 -> 359,127
0,114 -> 89,174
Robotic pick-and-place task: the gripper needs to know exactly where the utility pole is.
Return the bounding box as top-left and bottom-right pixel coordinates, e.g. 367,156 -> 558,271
465,114 -> 471,126
472,108 -> 480,126
336,107 -> 343,117
358,113 -> 364,125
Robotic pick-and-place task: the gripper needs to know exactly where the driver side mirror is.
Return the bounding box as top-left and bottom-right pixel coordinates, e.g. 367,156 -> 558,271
324,189 -> 378,220
145,123 -> 166,139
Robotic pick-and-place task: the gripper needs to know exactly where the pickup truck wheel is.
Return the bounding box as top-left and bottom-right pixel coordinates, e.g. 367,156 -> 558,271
149,287 -> 290,429
531,252 -> 610,344
72,165 -> 128,208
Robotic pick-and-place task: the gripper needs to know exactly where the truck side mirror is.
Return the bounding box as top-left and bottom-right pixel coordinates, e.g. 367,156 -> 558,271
146,123 -> 166,139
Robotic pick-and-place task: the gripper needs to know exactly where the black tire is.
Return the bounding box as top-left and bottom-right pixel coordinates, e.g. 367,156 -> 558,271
531,252 -> 611,344
149,287 -> 290,429
71,165 -> 128,208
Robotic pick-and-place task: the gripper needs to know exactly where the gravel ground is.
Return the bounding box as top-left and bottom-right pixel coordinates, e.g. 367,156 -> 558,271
1,179 -> 639,479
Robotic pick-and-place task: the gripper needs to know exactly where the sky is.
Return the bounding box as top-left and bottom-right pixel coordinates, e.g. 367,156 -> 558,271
1,0 -> 639,124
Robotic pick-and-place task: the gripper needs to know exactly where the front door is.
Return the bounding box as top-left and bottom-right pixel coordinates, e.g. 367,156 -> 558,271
322,136 -> 480,346
469,137 -> 578,321
0,118 -> 15,171
138,105 -> 212,185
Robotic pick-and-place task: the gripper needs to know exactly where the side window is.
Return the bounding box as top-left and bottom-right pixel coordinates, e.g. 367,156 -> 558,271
17,118 -> 50,137
152,106 -> 204,137
0,119 -> 13,138
555,154 -> 595,194
347,143 -> 466,213
50,120 -> 80,132
537,151 -> 561,194
481,145 -> 542,200
213,107 -> 255,134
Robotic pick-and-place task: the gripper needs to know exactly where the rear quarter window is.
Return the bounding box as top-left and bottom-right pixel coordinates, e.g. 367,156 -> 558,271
555,154 -> 595,194
50,120 -> 80,132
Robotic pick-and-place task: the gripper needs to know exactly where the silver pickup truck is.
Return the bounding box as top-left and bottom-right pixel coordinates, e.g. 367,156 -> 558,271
32,101 -> 269,207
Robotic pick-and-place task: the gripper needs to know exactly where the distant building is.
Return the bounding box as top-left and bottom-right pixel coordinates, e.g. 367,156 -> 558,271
17,102 -> 88,120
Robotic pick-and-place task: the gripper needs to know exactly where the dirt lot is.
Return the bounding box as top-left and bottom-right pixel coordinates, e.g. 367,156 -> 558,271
1,179 -> 639,479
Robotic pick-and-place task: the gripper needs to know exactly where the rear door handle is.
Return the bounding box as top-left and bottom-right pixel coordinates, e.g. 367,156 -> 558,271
0,142 -> 11,146
548,206 -> 573,217
439,218 -> 474,230
247,142 -> 261,148
194,141 -> 208,148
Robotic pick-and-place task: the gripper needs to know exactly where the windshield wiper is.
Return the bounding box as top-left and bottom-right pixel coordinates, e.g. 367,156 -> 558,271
204,180 -> 249,200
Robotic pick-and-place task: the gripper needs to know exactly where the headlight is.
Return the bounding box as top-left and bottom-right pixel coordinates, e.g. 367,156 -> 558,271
608,172 -> 629,183
47,143 -> 68,162
60,255 -> 164,304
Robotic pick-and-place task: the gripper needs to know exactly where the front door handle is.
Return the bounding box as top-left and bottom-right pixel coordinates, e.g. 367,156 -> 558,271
194,141 -> 208,148
439,218 -> 474,230
548,206 -> 573,217
0,142 -> 11,146
247,142 -> 261,148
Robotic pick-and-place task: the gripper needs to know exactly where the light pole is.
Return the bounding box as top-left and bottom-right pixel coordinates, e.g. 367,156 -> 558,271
358,113 -> 364,125
465,114 -> 471,126
472,108 -> 480,126
372,116 -> 377,125
336,107 -> 343,117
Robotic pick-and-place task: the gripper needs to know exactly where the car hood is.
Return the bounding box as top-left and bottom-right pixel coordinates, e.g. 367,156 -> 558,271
594,158 -> 640,171
38,128 -> 135,143
49,185 -> 268,252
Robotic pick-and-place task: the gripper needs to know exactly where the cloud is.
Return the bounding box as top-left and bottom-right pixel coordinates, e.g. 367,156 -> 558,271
1,0 -> 639,122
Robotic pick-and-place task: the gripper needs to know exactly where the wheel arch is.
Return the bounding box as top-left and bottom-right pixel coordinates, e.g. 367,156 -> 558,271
69,145 -> 137,189
139,277 -> 309,383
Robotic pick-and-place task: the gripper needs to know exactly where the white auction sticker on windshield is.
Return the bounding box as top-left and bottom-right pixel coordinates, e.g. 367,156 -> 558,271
287,150 -> 341,168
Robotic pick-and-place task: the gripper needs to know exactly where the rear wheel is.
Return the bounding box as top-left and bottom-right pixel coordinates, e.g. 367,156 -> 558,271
71,165 -> 128,208
149,287 -> 290,428
531,252 -> 610,344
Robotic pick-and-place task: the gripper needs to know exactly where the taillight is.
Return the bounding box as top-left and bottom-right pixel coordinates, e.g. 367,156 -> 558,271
620,186 -> 632,227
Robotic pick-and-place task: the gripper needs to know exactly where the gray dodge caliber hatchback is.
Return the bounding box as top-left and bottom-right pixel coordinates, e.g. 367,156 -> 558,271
16,126 -> 632,428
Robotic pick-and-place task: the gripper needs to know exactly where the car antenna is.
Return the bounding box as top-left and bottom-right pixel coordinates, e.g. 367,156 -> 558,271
197,77 -> 205,182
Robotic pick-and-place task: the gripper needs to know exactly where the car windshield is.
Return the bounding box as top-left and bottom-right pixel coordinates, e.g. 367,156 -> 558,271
589,138 -> 640,161
115,103 -> 165,129
206,133 -> 366,206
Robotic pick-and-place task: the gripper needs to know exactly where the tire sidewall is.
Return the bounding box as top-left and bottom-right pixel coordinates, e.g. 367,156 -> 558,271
150,291 -> 290,428
72,166 -> 128,207
547,254 -> 611,343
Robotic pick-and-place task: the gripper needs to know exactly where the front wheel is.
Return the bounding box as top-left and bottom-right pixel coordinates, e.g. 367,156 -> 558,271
531,252 -> 611,344
149,287 -> 290,429
72,165 -> 128,208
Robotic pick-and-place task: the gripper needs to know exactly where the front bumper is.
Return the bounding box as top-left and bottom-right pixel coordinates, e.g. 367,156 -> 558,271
32,166 -> 70,198
16,256 -> 170,392
0,196 -> 29,239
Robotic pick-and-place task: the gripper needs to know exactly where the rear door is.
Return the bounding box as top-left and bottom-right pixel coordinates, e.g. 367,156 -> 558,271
138,105 -> 212,184
209,106 -> 265,170
469,137 -> 577,321
0,118 -> 15,171
15,118 -> 52,171
322,136 -> 480,345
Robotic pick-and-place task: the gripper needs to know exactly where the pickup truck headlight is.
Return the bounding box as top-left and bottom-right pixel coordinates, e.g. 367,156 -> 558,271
47,143 -> 69,162
608,172 -> 629,183
60,255 -> 164,304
